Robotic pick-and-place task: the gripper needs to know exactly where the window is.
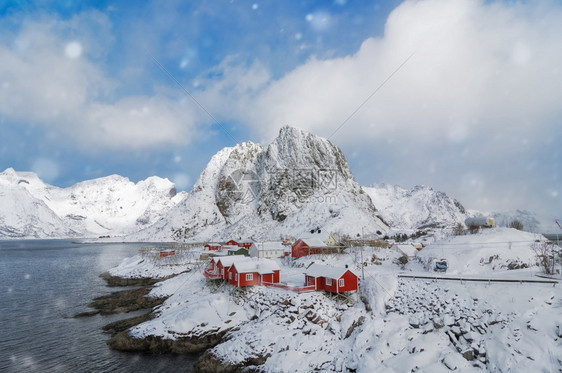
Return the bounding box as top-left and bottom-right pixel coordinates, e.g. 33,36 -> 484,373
229,271 -> 232,280
339,278 -> 344,287
221,268 -> 224,276
235,273 -> 238,281
246,273 -> 253,281
326,278 -> 332,286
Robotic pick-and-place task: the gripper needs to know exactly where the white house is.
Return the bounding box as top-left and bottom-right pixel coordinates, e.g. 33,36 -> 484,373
392,244 -> 418,259
249,242 -> 285,259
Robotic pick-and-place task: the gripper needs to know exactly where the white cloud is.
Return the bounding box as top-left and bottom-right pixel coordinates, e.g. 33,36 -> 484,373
0,12 -> 200,150
65,41 -> 83,59
31,158 -> 60,182
82,96 -> 198,149
205,0 -> 562,217
233,0 -> 562,145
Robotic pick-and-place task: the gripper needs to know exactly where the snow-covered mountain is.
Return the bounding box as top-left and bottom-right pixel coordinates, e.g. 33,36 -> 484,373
0,168 -> 186,239
129,126 -> 388,242
0,184 -> 76,238
363,183 -> 468,230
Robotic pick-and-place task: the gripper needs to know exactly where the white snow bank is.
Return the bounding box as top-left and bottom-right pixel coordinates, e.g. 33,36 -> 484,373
417,228 -> 549,275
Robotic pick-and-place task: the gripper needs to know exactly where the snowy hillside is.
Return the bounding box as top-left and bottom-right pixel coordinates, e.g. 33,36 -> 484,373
364,183 -> 468,230
0,168 -> 186,239
416,228 -> 550,275
129,126 -> 388,242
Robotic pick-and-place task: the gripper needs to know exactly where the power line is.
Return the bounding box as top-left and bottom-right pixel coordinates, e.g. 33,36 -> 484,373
327,52 -> 416,142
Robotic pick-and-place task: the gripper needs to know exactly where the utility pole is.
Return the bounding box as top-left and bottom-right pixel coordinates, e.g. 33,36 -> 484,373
552,219 -> 562,275
360,227 -> 365,280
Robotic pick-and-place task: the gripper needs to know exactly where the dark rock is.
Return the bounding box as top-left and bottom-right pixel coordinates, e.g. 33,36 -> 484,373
100,271 -> 181,287
103,312 -> 154,334
345,316 -> 366,338
195,350 -> 271,373
108,328 -> 234,354
462,349 -> 475,361
83,287 -> 167,316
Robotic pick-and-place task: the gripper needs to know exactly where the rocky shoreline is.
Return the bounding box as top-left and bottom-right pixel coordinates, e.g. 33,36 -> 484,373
99,271 -> 176,287
77,271 -> 250,372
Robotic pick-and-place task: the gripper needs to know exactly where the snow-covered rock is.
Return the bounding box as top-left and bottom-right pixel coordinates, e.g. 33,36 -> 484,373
0,182 -> 76,238
364,183 -> 468,230
0,167 -> 186,239
129,126 -> 389,242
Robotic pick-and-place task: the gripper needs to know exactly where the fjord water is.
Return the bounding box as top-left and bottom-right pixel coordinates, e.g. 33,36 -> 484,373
0,240 -> 196,372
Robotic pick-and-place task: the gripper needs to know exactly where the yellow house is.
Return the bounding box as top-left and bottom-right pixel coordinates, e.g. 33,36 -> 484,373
325,234 -> 338,246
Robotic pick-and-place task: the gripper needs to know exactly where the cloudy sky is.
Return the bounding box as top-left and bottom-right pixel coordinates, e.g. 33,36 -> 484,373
0,0 -> 560,226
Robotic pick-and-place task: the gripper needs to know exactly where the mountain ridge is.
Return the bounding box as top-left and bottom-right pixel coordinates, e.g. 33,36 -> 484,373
2,127 -> 549,240
0,168 -> 186,239
128,126 -> 388,242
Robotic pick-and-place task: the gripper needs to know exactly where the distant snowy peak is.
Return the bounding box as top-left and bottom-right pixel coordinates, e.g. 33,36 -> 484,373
364,183 -> 467,230
0,185 -> 76,238
0,168 -> 186,239
130,126 -> 387,242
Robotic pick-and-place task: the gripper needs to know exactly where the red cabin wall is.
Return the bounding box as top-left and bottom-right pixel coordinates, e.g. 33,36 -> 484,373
340,271 -> 358,292
228,268 -> 237,286
225,240 -> 239,246
206,259 -> 216,271
261,273 -> 273,284
217,263 -> 233,280
322,271 -> 358,293
272,270 -> 280,283
291,240 -> 324,258
230,267 -> 260,287
324,277 -> 337,293
291,240 -> 308,258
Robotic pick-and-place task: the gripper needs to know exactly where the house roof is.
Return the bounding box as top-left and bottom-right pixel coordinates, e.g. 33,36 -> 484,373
300,237 -> 328,248
222,244 -> 239,250
304,263 -> 357,279
393,244 -> 418,257
254,241 -> 285,251
232,258 -> 280,274
216,255 -> 251,267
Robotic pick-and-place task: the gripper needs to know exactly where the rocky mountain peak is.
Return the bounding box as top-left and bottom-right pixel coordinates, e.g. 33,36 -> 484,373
132,126 -> 388,242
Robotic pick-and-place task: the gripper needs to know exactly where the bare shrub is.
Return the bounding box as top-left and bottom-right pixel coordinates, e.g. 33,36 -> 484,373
453,223 -> 465,236
468,223 -> 480,234
509,219 -> 524,231
532,242 -> 559,275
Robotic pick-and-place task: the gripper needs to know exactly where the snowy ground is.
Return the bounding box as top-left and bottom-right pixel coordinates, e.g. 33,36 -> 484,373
107,229 -> 561,372
108,248 -> 203,279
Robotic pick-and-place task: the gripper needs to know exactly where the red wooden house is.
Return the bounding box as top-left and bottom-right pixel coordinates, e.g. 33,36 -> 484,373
228,259 -> 281,287
159,250 -> 176,258
304,264 -> 358,293
225,239 -> 255,249
204,243 -> 221,251
291,238 -> 338,258
204,255 -> 249,280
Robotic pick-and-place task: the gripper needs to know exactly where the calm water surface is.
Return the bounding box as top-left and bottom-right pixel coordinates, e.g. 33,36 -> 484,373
0,240 -> 196,372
